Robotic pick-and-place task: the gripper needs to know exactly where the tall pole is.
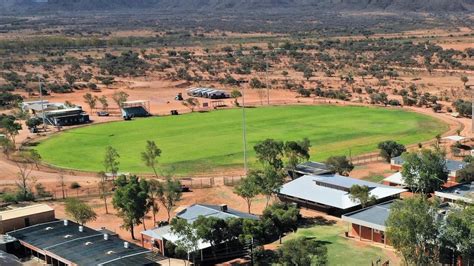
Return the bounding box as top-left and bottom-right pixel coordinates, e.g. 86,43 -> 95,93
265,59 -> 270,105
242,88 -> 248,175
471,89 -> 473,133
39,76 -> 46,130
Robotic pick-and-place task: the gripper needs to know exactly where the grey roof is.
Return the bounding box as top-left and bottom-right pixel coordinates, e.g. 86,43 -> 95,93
8,220 -> 161,266
392,156 -> 467,172
294,161 -> 333,175
341,202 -> 393,231
435,182 -> 474,204
0,250 -> 21,266
176,204 -> 258,222
279,174 -> 406,209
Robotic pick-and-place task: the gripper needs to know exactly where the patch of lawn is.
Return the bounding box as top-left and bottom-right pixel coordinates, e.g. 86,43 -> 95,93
36,105 -> 447,175
283,223 -> 393,265
362,173 -> 386,183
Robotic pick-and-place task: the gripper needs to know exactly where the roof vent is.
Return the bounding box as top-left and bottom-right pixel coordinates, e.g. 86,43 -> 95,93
124,242 -> 129,249
64,220 -> 68,226
106,251 -> 115,255
64,234 -> 72,238
79,226 -> 83,232
45,227 -> 53,231
104,233 -> 109,240
219,204 -> 228,212
85,241 -> 93,246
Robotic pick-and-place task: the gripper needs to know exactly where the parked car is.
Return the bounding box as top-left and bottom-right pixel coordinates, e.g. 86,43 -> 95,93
97,111 -> 110,116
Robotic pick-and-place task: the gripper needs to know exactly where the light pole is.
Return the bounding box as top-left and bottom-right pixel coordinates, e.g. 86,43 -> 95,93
266,60 -> 270,105
241,88 -> 248,175
38,76 -> 46,130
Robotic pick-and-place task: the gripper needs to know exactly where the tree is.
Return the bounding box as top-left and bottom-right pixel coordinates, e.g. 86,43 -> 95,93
234,172 -> 261,213
58,171 -> 66,199
147,179 -> 161,225
0,137 -> 14,159
401,149 -> 448,194
254,139 -> 284,171
98,95 -> 109,111
103,146 -> 120,180
257,167 -> 285,208
97,171 -> 110,214
182,97 -> 199,112
440,205 -> 474,265
64,72 -> 77,86
141,140 -> 161,177
112,91 -> 129,108
386,196 -> 441,265
15,154 -> 37,201
26,117 -> 42,130
1,116 -> 21,145
457,163 -> 474,182
377,140 -> 406,163
231,89 -> 242,106
193,216 -> 227,255
112,175 -> 149,240
83,93 -> 98,113
325,156 -> 354,176
284,138 -> 311,178
170,218 -> 199,264
26,149 -> 41,170
65,198 -> 97,226
157,177 -> 182,222
461,76 -> 469,87
262,202 -> 299,244
303,68 -> 313,81
349,185 -> 376,208
278,237 -> 328,266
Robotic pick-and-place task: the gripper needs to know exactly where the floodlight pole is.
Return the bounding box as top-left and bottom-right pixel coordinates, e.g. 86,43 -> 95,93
266,57 -> 270,105
242,88 -> 248,175
38,76 -> 46,130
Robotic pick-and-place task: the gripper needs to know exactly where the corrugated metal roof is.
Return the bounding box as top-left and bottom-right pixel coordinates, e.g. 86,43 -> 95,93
391,156 -> 467,172
342,201 -> 393,231
176,204 -> 258,222
279,174 -> 406,209
0,204 -> 53,221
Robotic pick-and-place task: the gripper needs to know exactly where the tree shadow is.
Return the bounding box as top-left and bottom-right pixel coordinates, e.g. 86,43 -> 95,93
298,215 -> 337,228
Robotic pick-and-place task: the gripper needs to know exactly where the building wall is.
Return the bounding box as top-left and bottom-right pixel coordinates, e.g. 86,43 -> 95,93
0,210 -> 55,234
350,224 -> 388,245
141,234 -> 165,255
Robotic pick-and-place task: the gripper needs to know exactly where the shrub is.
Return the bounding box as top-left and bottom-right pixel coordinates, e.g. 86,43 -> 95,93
70,182 -> 81,189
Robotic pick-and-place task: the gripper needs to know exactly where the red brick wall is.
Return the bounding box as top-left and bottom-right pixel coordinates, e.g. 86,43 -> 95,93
141,234 -> 165,255
350,224 -> 387,245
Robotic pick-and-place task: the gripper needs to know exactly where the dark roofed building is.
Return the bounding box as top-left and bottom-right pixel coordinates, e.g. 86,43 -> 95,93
435,182 -> 474,204
141,204 -> 258,264
341,201 -> 393,246
289,161 -> 333,178
8,220 -> 164,266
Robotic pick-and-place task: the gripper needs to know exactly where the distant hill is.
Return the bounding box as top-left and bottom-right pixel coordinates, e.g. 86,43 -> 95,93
2,0 -> 473,13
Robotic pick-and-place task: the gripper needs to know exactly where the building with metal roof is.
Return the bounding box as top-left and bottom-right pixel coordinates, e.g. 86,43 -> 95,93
8,220 -> 164,266
435,182 -> 474,204
390,156 -> 467,183
289,161 -> 333,178
0,204 -> 55,234
278,174 -> 406,215
141,204 -> 257,264
341,201 -> 393,246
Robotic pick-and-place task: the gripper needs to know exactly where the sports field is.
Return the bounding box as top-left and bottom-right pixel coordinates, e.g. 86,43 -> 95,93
36,105 -> 447,175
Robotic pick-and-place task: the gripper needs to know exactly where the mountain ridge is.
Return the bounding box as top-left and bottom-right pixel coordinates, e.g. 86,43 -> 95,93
2,0 -> 474,13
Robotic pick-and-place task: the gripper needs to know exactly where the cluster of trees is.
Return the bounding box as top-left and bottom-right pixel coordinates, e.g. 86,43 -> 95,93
169,202 -> 309,263
453,99 -> 472,117
99,51 -> 149,77
99,142 -> 183,239
234,138 -> 311,212
387,196 -> 473,265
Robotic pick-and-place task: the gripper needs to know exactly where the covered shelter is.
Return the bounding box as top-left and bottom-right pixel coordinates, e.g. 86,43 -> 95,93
289,161 -> 333,178
0,204 -> 55,234
435,182 -> 474,204
278,174 -> 406,216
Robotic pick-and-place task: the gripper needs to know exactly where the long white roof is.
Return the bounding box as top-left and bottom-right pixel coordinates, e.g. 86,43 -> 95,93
279,174 -> 406,209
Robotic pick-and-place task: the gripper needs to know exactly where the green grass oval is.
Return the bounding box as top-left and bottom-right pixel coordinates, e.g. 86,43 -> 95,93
36,105 -> 447,175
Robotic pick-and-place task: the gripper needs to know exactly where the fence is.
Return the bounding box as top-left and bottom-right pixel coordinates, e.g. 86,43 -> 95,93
350,154 -> 384,165
179,177 -> 214,189
223,176 -> 244,186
